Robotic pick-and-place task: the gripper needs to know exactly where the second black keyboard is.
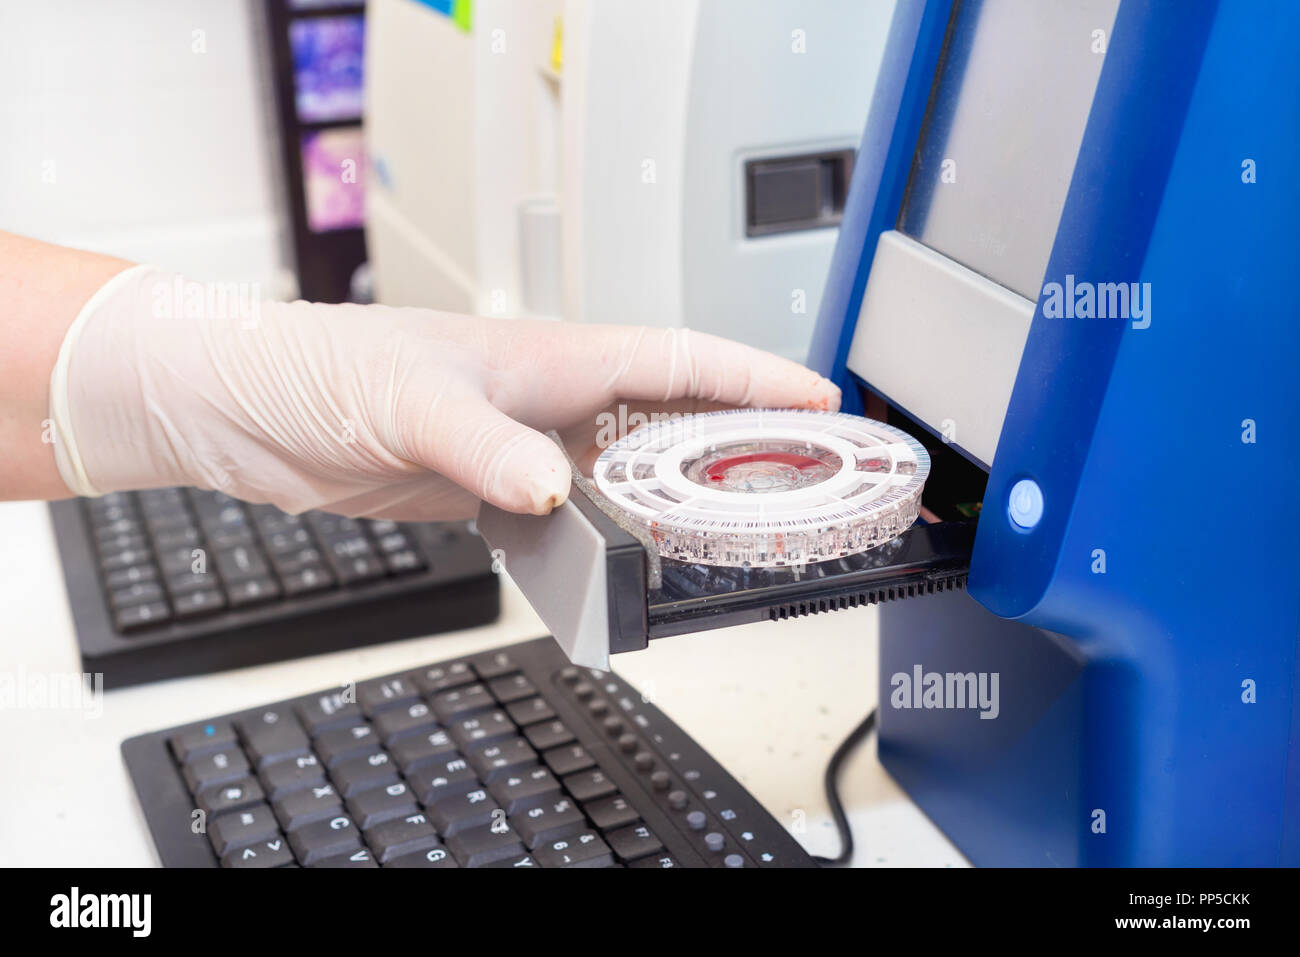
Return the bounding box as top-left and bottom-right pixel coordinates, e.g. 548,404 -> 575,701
51,488 -> 499,687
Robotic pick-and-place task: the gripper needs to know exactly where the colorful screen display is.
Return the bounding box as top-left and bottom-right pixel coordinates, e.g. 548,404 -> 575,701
289,15 -> 365,123
301,126 -> 366,232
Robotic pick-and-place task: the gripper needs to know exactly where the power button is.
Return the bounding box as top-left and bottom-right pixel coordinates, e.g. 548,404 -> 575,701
1007,479 -> 1044,530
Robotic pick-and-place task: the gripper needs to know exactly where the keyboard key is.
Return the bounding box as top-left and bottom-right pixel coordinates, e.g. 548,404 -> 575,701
259,754 -> 326,801
314,723 -> 378,767
364,812 -> 440,864
408,756 -> 480,805
507,697 -> 556,727
237,710 -> 311,768
445,821 -> 525,868
373,529 -> 414,554
631,751 -> 657,773
97,532 -> 147,555
628,854 -> 682,869
196,500 -> 252,535
90,496 -> 136,519
273,783 -> 343,832
92,514 -> 141,538
309,511 -> 360,539
183,747 -> 250,793
385,846 -> 459,868
209,527 -> 255,550
488,673 -> 537,704
172,588 -> 227,618
331,750 -> 400,798
473,649 -> 519,680
488,766 -> 561,814
563,768 -> 618,803
297,692 -> 362,735
164,571 -> 215,596
427,788 -> 499,836
196,778 -> 265,818
109,581 -> 164,609
288,813 -> 362,865
605,823 -> 664,862
543,743 -> 595,777
209,803 -> 280,857
312,848 -> 378,868
160,548 -> 206,578
584,794 -> 640,832
281,565 -> 335,596
270,547 -> 325,576
389,728 -> 458,774
356,676 -> 420,716
106,564 -> 157,589
93,514 -> 141,538
143,512 -> 193,535
261,527 -> 313,555
467,737 -> 538,782
524,719 -> 574,751
346,780 -> 419,829
510,796 -> 586,849
373,701 -> 437,743
221,836 -> 294,868
249,504 -> 303,535
102,548 -> 153,572
215,545 -> 270,583
227,577 -> 281,608
533,830 -> 615,869
115,600 -> 171,632
333,552 -> 387,584
483,853 -> 540,868
413,662 -> 476,695
153,526 -> 201,550
384,549 -> 425,574
170,722 -> 236,762
431,683 -> 495,723
449,710 -> 515,750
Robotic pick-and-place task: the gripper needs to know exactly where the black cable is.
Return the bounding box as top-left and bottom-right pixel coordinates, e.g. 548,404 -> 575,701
811,707 -> 877,867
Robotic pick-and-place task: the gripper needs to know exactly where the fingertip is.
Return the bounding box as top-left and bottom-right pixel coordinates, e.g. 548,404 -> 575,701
796,374 -> 841,412
536,489 -> 568,514
527,462 -> 571,515
820,377 -> 842,412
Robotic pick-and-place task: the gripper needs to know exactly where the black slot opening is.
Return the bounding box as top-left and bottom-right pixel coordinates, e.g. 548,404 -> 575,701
744,149 -> 855,238
885,403 -> 989,523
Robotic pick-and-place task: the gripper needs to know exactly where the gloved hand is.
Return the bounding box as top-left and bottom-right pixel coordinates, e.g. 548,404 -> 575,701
49,265 -> 840,520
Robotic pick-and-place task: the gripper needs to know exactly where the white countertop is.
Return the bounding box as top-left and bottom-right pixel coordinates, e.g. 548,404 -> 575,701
0,499 -> 964,867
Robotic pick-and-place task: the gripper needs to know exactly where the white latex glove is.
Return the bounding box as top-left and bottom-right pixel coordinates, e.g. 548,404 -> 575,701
48,265 -> 841,520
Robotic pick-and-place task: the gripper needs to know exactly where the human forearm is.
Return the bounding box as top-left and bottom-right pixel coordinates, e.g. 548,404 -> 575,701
2,234 -> 838,519
0,231 -> 133,499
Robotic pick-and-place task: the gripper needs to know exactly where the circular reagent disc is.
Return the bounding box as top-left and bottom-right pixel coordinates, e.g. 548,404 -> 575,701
593,409 -> 931,567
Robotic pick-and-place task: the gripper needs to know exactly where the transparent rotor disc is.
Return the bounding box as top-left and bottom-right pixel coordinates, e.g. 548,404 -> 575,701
593,409 -> 931,567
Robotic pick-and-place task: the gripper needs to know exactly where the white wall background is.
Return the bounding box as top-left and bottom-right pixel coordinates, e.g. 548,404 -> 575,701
0,0 -> 290,290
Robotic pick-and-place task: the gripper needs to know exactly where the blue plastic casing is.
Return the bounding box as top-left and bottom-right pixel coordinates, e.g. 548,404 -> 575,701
810,0 -> 1300,865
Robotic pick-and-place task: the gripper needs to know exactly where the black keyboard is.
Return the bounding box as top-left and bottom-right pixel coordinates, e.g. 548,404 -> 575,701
50,489 -> 499,688
123,636 -> 816,868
